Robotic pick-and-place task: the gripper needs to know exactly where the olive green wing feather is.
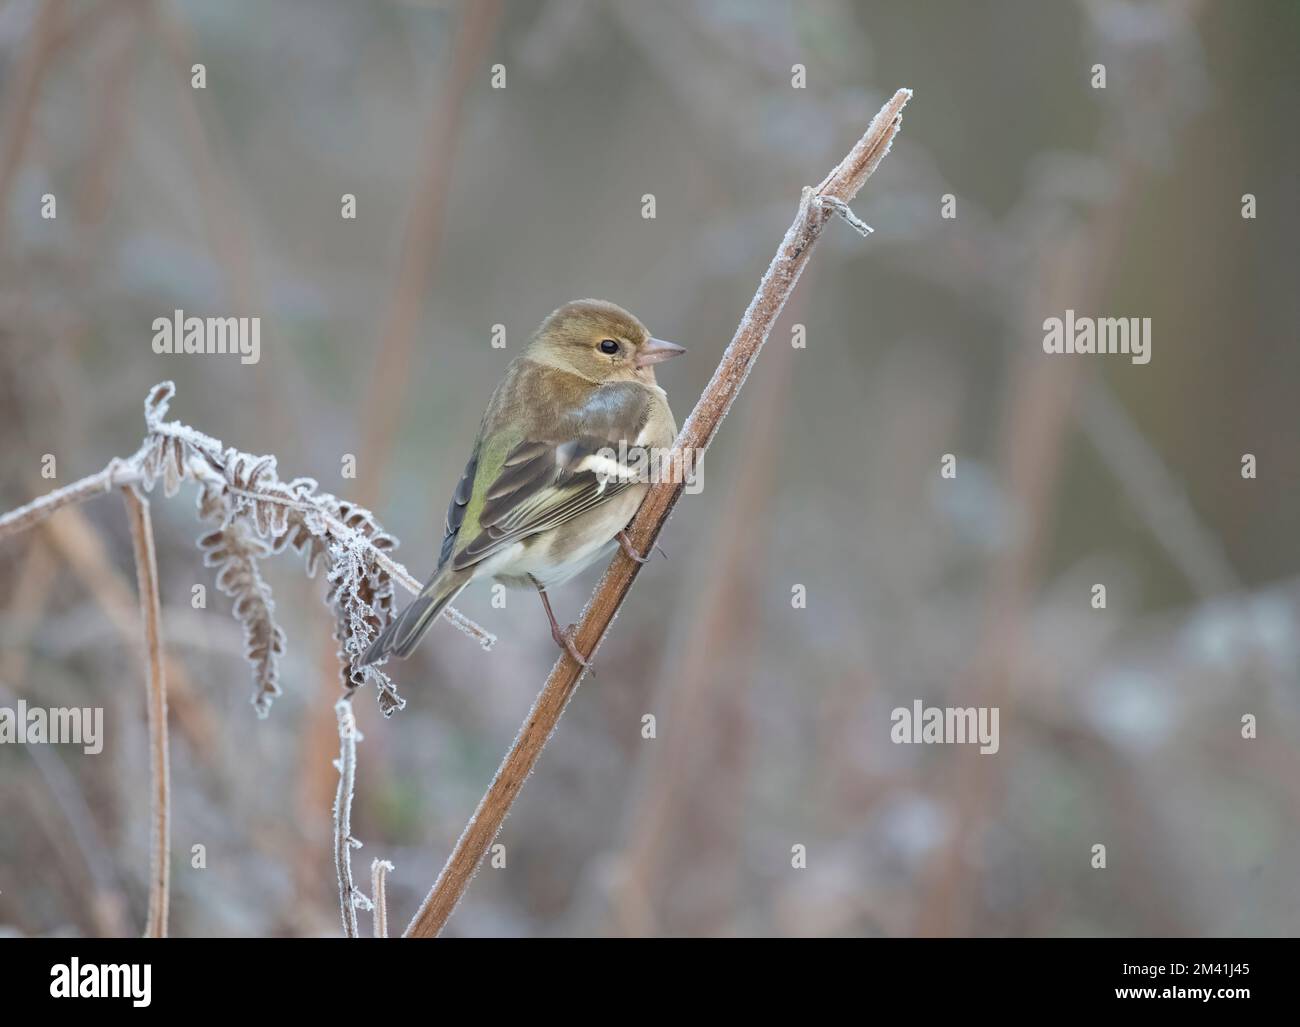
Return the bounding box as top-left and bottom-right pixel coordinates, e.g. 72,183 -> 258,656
438,447 -> 477,569
446,382 -> 655,573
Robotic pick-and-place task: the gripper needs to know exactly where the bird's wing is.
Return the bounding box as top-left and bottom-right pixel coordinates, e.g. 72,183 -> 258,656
437,444 -> 478,569
446,382 -> 656,573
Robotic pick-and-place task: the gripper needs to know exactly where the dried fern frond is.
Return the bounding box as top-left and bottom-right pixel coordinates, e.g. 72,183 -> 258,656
198,521 -> 286,717
0,380 -> 494,717
128,379 -> 490,716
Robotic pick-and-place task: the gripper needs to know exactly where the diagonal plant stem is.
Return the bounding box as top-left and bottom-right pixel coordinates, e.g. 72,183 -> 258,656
122,485 -> 170,938
404,87 -> 913,938
610,272 -> 806,935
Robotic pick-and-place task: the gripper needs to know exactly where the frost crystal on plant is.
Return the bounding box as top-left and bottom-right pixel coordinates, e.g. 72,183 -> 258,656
199,522 -> 285,717
130,380 -> 423,715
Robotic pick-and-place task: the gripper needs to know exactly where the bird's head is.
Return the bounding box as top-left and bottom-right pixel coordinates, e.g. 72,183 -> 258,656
525,299 -> 685,386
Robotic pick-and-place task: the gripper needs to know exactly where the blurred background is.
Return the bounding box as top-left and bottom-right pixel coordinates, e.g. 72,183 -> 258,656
0,0 -> 1296,937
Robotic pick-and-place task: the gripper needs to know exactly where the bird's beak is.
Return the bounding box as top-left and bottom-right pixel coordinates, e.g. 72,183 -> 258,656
635,337 -> 687,368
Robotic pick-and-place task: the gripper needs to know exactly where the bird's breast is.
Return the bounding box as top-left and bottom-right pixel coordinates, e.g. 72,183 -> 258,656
492,483 -> 648,590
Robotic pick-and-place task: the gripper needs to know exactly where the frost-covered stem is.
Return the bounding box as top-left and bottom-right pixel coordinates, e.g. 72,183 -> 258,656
317,509 -> 488,645
0,449 -> 144,541
371,858 -> 394,938
403,88 -> 912,938
333,697 -> 361,937
0,445 -> 494,649
214,477 -> 495,650
122,485 -> 170,938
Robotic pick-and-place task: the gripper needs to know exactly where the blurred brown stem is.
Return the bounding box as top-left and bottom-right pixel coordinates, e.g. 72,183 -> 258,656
0,548 -> 132,936
403,88 -> 913,938
0,0 -> 65,249
41,501 -> 220,760
298,0 -> 503,927
122,485 -> 170,938
0,0 -> 126,236
355,0 -> 503,500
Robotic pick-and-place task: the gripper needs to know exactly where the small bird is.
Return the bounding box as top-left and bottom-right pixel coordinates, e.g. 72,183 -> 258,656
360,299 -> 685,669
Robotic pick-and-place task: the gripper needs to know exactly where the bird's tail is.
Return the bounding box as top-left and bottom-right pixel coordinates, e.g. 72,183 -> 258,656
359,567 -> 470,666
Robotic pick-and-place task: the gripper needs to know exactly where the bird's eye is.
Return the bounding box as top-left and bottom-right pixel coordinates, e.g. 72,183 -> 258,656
599,339 -> 620,355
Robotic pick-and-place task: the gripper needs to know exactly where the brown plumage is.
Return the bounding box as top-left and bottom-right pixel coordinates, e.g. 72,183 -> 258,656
360,300 -> 684,668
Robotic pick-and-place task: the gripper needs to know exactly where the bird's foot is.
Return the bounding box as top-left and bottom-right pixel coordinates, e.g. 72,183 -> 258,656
551,621 -> 592,672
617,530 -> 650,564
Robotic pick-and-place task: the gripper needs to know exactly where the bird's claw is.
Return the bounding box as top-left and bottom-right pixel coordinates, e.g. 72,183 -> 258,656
552,621 -> 592,671
617,530 -> 650,564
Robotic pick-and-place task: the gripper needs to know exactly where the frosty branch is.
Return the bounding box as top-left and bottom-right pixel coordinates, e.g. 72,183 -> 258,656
404,87 -> 913,937
333,696 -> 363,937
0,383 -> 498,934
0,382 -> 495,719
370,858 -> 395,938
